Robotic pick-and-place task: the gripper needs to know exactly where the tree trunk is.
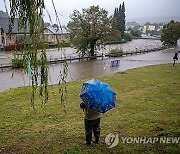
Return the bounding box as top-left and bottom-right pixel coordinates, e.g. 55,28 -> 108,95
90,40 -> 96,57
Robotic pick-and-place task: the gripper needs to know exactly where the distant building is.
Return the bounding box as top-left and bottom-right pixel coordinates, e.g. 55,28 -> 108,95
0,10 -> 9,18
44,25 -> 69,45
0,25 -> 6,46
0,15 -> 69,49
143,25 -> 156,33
0,17 -> 29,46
126,21 -> 139,29
156,26 -> 163,32
148,25 -> 156,31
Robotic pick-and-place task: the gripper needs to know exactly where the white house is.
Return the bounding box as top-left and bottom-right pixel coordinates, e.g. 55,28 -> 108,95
143,25 -> 156,33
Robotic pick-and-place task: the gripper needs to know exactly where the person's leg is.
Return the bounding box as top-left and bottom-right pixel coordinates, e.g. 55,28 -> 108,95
84,118 -> 93,144
93,118 -> 100,143
173,60 -> 176,66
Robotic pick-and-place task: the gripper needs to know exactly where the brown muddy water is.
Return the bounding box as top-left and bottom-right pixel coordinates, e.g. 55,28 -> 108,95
0,40 -> 179,92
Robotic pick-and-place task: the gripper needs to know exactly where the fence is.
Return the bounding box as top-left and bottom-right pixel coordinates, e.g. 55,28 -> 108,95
0,46 -> 170,69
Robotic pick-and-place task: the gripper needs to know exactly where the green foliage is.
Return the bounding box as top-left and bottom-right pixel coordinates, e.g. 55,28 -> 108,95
58,61 -> 68,112
113,2 -> 126,37
37,43 -> 48,49
123,32 -> 132,42
8,0 -> 68,108
68,5 -> 119,57
105,32 -> 132,45
110,48 -> 123,54
12,55 -> 24,68
130,29 -> 142,37
161,20 -> 180,46
58,42 -> 71,48
8,0 -> 48,108
105,37 -> 123,44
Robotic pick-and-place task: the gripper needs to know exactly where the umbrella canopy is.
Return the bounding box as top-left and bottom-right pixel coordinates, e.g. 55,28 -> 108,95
80,79 -> 116,113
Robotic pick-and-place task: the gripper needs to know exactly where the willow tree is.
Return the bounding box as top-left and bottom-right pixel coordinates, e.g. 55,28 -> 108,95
7,0 -> 67,108
68,5 -> 118,57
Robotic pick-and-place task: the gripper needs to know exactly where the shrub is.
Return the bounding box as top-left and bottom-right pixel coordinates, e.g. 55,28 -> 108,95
123,32 -> 132,42
58,42 -> 70,48
12,54 -> 24,68
110,48 -> 123,54
37,43 -> 48,49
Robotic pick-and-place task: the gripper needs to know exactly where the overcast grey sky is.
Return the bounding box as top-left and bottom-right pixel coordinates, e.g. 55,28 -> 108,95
1,0 -> 180,25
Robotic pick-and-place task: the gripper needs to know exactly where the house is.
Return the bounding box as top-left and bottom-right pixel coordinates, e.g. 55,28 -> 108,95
44,25 -> 69,45
126,21 -> 139,29
0,15 -> 69,50
156,25 -> 163,32
0,17 -> 30,50
0,17 -> 20,45
143,25 -> 156,33
0,25 -> 6,50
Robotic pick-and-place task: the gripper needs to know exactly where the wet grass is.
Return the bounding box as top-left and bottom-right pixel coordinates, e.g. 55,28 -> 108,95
0,64 -> 180,154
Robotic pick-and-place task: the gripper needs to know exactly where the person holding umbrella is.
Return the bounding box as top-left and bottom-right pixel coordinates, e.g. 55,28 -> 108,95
80,79 -> 116,145
80,102 -> 101,145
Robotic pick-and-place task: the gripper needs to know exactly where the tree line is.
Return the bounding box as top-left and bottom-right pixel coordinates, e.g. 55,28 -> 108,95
113,2 -> 125,37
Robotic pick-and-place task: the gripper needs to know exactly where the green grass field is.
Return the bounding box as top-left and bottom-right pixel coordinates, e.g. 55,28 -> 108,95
0,64 -> 180,154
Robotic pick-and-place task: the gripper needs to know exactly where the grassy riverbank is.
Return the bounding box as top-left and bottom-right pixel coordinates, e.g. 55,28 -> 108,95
0,64 -> 180,153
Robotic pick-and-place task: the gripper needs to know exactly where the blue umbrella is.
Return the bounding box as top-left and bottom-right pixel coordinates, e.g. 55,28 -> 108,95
80,79 -> 116,113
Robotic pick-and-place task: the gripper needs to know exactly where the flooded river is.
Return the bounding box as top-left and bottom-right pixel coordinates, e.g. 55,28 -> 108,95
0,39 -> 179,92
45,39 -> 163,60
